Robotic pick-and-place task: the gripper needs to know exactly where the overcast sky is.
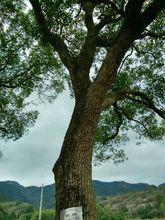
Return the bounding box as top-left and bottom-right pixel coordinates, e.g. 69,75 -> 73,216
0,91 -> 165,187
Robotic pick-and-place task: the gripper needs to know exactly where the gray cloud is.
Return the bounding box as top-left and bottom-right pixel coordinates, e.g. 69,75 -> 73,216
0,92 -> 165,186
0,91 -> 74,186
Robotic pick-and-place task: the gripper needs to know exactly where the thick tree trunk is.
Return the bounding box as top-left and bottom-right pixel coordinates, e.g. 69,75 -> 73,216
54,148 -> 97,220
52,30 -> 135,220
53,96 -> 102,220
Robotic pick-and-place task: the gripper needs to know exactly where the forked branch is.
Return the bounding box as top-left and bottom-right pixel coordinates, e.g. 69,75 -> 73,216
102,89 -> 165,120
140,0 -> 165,32
125,93 -> 165,120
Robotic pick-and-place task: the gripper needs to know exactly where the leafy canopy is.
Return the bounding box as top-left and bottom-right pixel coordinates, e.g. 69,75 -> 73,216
0,0 -> 65,141
0,0 -> 164,163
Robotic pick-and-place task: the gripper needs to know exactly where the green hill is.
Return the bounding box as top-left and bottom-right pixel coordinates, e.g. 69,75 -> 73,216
0,180 -> 155,208
97,186 -> 165,219
0,186 -> 164,220
0,181 -> 54,209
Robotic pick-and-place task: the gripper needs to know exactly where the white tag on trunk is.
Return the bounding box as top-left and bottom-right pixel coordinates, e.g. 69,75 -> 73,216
60,206 -> 83,220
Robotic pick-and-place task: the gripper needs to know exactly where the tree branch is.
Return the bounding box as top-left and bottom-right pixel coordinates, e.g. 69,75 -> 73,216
102,102 -> 123,143
29,0 -> 74,71
118,46 -> 133,74
138,30 -> 165,40
124,90 -> 165,120
93,0 -> 164,93
112,102 -> 123,136
124,0 -> 145,32
95,35 -> 114,47
102,91 -> 126,110
96,15 -> 121,32
81,2 -> 95,31
102,89 -> 165,120
120,106 -> 153,138
102,97 -> 116,110
73,2 -> 97,93
133,44 -> 157,60
140,0 -> 165,32
80,0 -> 124,16
0,63 -> 41,89
0,37 -> 29,72
120,0 -> 126,11
93,2 -> 153,92
78,2 -> 96,70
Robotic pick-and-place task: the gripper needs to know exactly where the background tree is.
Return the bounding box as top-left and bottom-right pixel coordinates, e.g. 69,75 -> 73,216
1,0 -> 165,219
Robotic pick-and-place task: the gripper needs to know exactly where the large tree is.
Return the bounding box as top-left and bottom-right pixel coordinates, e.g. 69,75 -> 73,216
1,0 -> 165,219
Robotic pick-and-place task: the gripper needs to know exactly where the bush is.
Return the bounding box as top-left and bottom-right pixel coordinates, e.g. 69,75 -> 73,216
136,205 -> 155,219
98,206 -> 126,220
30,209 -> 55,220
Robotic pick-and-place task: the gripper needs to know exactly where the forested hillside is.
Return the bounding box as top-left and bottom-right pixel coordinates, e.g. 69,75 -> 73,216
0,180 -> 156,208
97,186 -> 165,219
0,201 -> 54,220
0,185 -> 164,220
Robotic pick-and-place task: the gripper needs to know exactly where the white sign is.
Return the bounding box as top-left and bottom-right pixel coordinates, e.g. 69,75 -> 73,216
60,206 -> 83,220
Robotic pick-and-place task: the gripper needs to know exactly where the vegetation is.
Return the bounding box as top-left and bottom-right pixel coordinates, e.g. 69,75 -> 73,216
30,210 -> 55,220
0,0 -> 165,218
0,180 -> 154,208
98,206 -> 126,220
0,202 -> 33,220
97,186 -> 165,219
0,186 -> 164,219
0,201 -> 54,220
0,0 -> 64,141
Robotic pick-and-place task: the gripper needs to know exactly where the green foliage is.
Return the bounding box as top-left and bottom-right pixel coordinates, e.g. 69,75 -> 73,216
39,0 -> 87,54
0,201 -> 34,220
98,186 -> 165,219
136,204 -> 155,219
98,206 -> 126,220
0,1 -> 66,141
0,204 -> 16,220
94,16 -> 165,163
30,209 -> 55,220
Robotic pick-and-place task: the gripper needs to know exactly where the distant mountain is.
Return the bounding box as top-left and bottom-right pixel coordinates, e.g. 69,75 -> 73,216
159,182 -> 165,187
0,181 -> 54,208
0,180 -> 162,208
93,180 -> 154,196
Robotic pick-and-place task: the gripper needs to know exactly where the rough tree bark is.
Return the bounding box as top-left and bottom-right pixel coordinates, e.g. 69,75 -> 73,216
53,99 -> 99,219
29,0 -> 165,219
52,30 -> 135,219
